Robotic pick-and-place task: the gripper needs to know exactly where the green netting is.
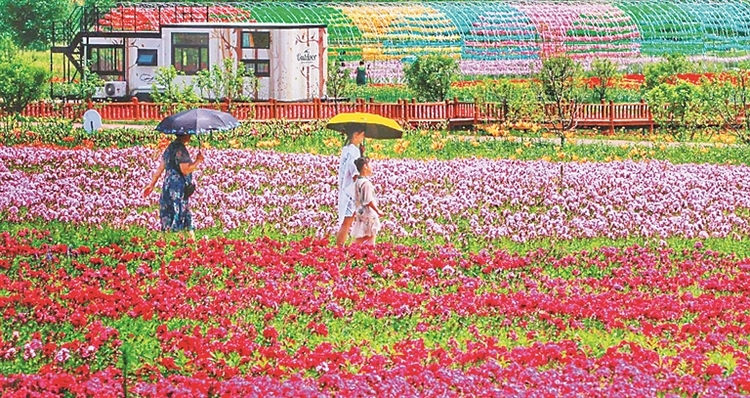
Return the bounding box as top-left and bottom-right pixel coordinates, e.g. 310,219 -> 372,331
431,3 -> 539,60
102,1 -> 750,77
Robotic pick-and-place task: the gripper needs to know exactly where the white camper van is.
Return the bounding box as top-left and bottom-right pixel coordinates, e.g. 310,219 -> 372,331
82,22 -> 327,102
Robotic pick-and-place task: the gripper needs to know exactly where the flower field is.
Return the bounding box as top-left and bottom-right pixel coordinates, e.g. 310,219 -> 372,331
2,124 -> 750,396
3,146 -> 750,245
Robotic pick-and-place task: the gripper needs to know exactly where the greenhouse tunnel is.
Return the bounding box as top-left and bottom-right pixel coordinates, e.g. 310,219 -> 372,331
98,1 -> 750,80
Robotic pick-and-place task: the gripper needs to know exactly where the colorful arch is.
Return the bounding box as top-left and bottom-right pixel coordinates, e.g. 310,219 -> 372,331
101,1 -> 750,78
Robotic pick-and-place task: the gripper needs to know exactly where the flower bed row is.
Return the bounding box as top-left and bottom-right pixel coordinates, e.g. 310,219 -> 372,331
1,229 -> 750,396
2,146 -> 750,245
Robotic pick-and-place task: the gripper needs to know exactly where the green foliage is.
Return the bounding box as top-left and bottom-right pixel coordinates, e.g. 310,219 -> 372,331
326,58 -> 353,100
645,81 -> 705,140
351,84 -> 414,102
404,54 -> 459,102
0,56 -> 48,114
195,57 -> 256,102
699,63 -> 750,143
0,0 -> 70,49
150,66 -> 200,112
588,58 -> 622,102
643,54 -> 693,91
476,78 -> 543,125
539,55 -> 584,143
0,34 -> 17,63
51,62 -> 105,101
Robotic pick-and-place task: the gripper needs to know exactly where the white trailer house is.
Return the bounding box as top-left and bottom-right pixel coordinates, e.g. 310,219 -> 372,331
78,22 -> 327,102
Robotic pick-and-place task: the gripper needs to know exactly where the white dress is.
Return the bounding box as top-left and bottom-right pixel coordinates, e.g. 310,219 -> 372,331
351,177 -> 381,238
337,144 -> 361,225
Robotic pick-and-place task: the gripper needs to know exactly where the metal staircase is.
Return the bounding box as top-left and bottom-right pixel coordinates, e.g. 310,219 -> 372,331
51,5 -> 101,87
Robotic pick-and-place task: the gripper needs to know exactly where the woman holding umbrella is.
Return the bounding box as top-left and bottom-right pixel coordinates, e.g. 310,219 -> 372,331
335,130 -> 364,246
142,108 -> 239,238
143,134 -> 204,238
327,112 -> 402,246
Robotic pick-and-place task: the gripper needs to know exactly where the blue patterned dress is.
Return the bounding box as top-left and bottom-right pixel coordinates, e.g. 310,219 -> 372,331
159,140 -> 193,232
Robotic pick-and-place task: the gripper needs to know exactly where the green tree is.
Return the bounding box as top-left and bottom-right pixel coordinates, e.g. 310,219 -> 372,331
0,0 -> 71,49
643,53 -> 693,92
195,57 -> 256,103
477,78 -> 542,127
699,64 -> 750,143
645,81 -> 705,141
151,66 -> 201,113
588,58 -> 621,102
538,55 -> 584,146
326,57 -> 353,101
0,38 -> 48,116
404,54 -> 459,102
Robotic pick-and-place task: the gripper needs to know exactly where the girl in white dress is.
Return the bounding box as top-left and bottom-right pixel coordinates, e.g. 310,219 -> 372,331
351,157 -> 383,245
335,131 -> 365,246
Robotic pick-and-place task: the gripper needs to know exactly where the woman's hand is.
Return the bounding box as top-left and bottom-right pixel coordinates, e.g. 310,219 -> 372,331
195,150 -> 205,163
142,183 -> 154,198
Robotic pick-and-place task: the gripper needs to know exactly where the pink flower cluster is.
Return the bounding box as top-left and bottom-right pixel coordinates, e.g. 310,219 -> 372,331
2,147 -> 750,244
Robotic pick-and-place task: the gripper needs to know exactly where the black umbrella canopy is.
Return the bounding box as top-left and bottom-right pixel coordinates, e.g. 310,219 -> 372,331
156,108 -> 241,135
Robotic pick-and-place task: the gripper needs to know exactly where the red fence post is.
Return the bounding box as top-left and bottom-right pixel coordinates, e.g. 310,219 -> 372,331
609,100 -> 615,135
132,97 -> 141,120
270,99 -> 277,119
473,98 -> 480,125
313,98 -> 321,119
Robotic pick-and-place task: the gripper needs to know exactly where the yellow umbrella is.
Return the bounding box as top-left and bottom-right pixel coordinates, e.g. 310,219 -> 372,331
326,112 -> 404,140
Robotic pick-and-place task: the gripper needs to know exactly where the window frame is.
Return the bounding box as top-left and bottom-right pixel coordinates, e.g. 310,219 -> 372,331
87,45 -> 125,78
243,60 -> 270,78
171,32 -> 209,75
241,31 -> 271,49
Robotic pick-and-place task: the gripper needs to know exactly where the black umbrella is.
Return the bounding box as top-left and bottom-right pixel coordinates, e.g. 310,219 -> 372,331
156,108 -> 240,135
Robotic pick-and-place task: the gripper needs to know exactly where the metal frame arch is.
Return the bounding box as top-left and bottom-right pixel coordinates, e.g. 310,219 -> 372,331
431,1 -> 540,61
99,1 -> 750,76
688,0 -> 750,53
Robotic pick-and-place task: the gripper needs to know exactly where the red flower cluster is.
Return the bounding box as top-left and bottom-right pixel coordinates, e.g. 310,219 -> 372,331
1,230 -> 750,396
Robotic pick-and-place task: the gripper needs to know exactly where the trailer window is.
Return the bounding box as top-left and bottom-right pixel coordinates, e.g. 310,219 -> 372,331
241,32 -> 270,49
172,33 -> 209,75
243,60 -> 270,77
136,49 -> 158,66
88,46 -> 125,77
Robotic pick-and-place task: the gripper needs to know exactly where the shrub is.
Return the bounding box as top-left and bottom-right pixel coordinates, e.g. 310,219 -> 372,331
0,39 -> 48,115
404,54 -> 459,102
588,58 -> 621,102
150,66 -> 200,112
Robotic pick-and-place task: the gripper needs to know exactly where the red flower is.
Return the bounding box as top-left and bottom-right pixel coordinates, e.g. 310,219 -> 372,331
262,326 -> 278,341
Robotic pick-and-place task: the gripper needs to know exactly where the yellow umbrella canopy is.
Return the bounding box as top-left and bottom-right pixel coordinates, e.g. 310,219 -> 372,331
326,112 -> 404,139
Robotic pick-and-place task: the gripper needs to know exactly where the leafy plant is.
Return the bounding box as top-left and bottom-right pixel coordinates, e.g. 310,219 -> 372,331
195,57 -> 256,103
150,66 -> 200,112
326,57 -> 353,101
476,78 -> 543,127
51,62 -> 104,102
699,63 -> 750,143
643,53 -> 693,92
404,54 -> 459,102
645,81 -> 705,140
588,58 -> 621,102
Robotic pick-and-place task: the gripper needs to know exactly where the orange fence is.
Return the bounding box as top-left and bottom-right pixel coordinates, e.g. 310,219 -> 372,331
21,98 -> 654,133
